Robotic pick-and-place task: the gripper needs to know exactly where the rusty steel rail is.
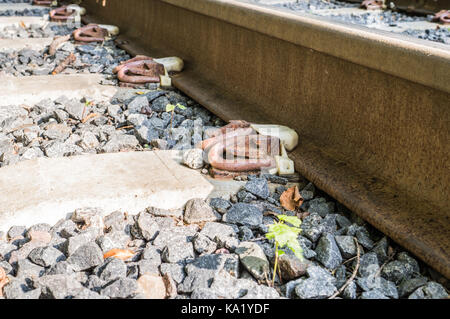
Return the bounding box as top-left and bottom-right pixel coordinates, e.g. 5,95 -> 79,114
81,0 -> 450,278
393,0 -> 450,15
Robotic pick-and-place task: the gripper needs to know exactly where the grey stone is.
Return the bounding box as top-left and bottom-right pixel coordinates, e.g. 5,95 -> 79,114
134,125 -> 159,144
51,219 -> 77,239
101,278 -> 138,299
47,261 -> 75,275
103,211 -> 128,232
342,281 -> 357,299
236,190 -> 257,203
198,270 -> 279,299
397,252 -> 420,274
182,148 -> 204,169
85,275 -> 107,293
238,226 -> 254,241
43,123 -> 71,141
16,259 -> 45,278
162,241 -> 195,263
358,252 -> 380,277
336,215 -> 352,228
244,178 -> 270,199
67,243 -> 103,271
408,282 -> 448,299
3,279 -> 41,299
236,242 -> 270,281
300,213 -> 323,242
0,242 -> 17,260
78,131 -> 99,150
178,254 -> 239,293
127,113 -> 147,127
278,250 -> 309,280
152,225 -> 198,250
147,206 -> 183,218
355,227 -> 374,250
65,99 -> 85,120
135,212 -> 160,241
34,274 -> 83,299
334,264 -> 347,289
321,214 -> 338,234
295,278 -> 337,299
282,277 -> 304,298
361,289 -> 389,299
184,198 -> 220,224
381,260 -> 414,284
28,246 -> 65,267
97,258 -> 127,282
7,226 -> 26,240
193,233 -> 217,255
199,222 -> 238,247
371,237 -> 389,263
62,228 -> 99,256
0,261 -> 13,275
335,235 -> 357,259
136,259 -> 159,277
141,245 -> 162,265
26,223 -> 52,235
398,276 -> 428,298
160,262 -> 186,284
308,199 -> 334,217
315,233 -> 343,270
54,109 -> 69,123
127,95 -> 149,113
101,134 -> 139,153
209,198 -> 231,214
222,203 -> 263,229
73,288 -> 108,299
96,231 -> 130,253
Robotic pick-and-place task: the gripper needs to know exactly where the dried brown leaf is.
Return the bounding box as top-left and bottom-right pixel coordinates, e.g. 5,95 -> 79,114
103,248 -> 135,261
280,185 -> 304,211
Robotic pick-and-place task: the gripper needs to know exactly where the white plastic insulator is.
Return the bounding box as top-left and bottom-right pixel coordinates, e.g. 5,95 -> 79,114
98,24 -> 120,36
67,4 -> 86,16
274,144 -> 295,175
153,57 -> 184,72
250,124 -> 299,151
160,75 -> 172,88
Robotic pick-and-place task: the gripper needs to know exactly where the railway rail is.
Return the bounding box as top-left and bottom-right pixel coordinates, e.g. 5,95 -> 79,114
78,0 -> 450,278
0,0 -> 448,299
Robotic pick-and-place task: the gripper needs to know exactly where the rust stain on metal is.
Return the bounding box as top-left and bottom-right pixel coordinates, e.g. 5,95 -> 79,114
50,6 -> 76,22
113,57 -> 164,85
73,24 -> 109,43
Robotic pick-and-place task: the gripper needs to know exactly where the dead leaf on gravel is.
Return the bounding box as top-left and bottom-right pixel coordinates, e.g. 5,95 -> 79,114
280,185 -> 304,211
103,248 -> 135,261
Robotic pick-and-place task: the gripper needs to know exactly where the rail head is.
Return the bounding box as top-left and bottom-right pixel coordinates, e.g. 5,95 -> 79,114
159,0 -> 450,94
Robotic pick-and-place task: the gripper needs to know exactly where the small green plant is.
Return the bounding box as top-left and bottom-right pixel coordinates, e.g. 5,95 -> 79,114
265,214 -> 303,286
166,103 -> 186,129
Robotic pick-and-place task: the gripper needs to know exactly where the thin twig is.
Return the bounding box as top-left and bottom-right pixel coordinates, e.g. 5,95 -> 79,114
329,237 -> 360,299
374,249 -> 396,278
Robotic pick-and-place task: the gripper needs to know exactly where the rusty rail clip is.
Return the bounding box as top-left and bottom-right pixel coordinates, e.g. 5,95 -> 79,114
200,120 -> 280,177
50,6 -> 76,22
432,10 -> 450,25
360,0 -> 384,10
73,24 -> 108,43
114,56 -> 165,86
